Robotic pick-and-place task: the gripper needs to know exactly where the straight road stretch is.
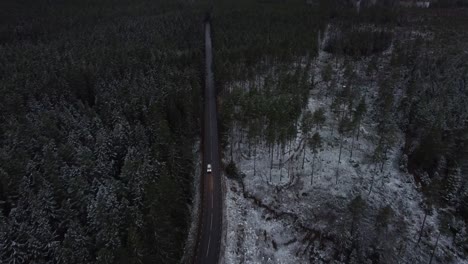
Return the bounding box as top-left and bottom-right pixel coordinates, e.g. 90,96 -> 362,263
193,19 -> 222,264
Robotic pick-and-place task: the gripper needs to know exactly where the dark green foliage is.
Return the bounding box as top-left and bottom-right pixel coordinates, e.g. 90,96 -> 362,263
393,9 -> 468,226
224,67 -> 312,148
308,132 -> 322,153
432,0 -> 468,7
312,108 -> 326,130
348,195 -> 367,236
339,116 -> 353,135
322,63 -> 334,82
0,0 -> 204,263
225,161 -> 239,179
317,0 -> 399,24
354,98 -> 367,121
301,111 -> 314,137
375,205 -> 394,231
212,0 -> 323,86
324,28 -> 393,57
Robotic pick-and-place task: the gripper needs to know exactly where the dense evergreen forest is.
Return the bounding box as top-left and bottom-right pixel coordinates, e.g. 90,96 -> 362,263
397,6 -> 468,225
1,0 -> 468,263
0,0 -> 204,263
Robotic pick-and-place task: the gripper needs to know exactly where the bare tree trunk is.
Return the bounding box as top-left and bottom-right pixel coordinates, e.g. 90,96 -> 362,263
335,169 -> 339,185
248,137 -> 251,157
350,126 -> 356,159
311,151 -> 317,185
302,145 -> 307,170
330,119 -> 334,137
276,142 -> 280,160
270,143 -> 274,183
238,127 -> 242,159
356,119 -> 361,141
380,146 -> 388,173
428,232 -> 441,264
417,212 -> 428,244
230,128 -> 234,163
289,139 -> 292,155
279,144 -> 283,182
253,141 -> 257,176
338,134 -> 344,164
368,172 -> 376,196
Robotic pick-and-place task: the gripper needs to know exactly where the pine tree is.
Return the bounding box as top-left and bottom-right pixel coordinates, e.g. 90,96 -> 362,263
312,108 -> 326,131
336,116 -> 352,183
321,63 -> 333,83
349,98 -> 367,159
309,132 -> 322,185
444,166 -> 462,205
348,195 -> 367,240
87,179 -> 122,263
301,111 -> 313,169
57,220 -> 90,264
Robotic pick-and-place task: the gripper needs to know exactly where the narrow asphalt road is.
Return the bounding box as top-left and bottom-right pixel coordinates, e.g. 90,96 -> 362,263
193,20 -> 222,264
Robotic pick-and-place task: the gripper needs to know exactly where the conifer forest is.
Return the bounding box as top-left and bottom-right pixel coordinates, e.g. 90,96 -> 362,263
1,0 -> 468,263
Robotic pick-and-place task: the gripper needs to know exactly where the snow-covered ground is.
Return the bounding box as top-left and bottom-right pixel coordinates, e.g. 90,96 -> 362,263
222,33 -> 467,263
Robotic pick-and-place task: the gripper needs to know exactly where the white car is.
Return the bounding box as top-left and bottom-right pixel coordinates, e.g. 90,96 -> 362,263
207,164 -> 212,173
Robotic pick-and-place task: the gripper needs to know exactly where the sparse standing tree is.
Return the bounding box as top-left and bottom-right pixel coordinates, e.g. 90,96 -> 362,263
350,98 -> 367,159
417,207 -> 431,245
301,111 -> 313,169
428,232 -> 441,264
336,117 -> 352,184
312,107 -> 326,131
309,132 -> 322,185
348,195 -> 367,238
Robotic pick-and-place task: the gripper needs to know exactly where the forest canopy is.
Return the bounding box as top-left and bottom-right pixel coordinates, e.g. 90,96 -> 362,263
0,0 -> 204,263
